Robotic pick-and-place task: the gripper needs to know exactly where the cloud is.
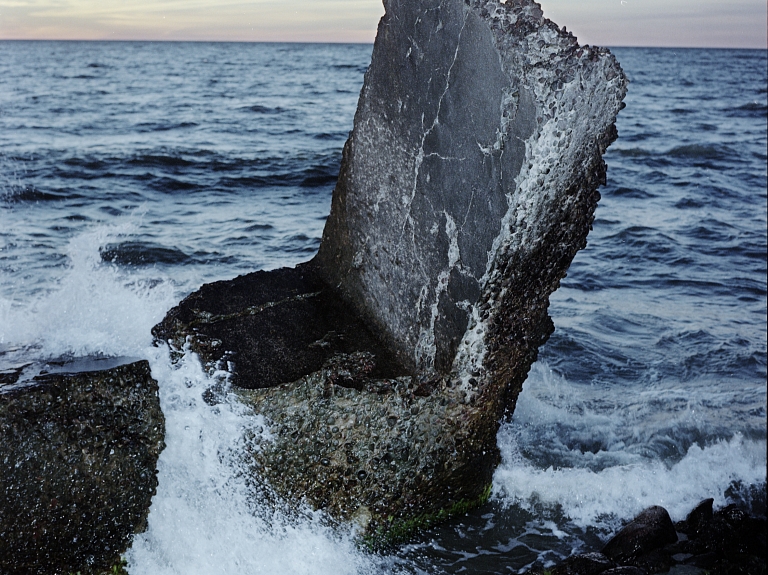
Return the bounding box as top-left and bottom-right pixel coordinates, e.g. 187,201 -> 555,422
0,0 -> 385,42
0,0 -> 765,46
543,0 -> 767,48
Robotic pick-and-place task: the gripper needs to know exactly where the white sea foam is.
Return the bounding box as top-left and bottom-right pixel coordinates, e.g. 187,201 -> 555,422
493,362 -> 767,533
0,153 -> 26,201
126,346 -> 391,575
0,221 -> 176,359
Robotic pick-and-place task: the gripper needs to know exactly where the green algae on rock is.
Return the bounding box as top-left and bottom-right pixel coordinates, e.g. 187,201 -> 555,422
154,0 -> 627,542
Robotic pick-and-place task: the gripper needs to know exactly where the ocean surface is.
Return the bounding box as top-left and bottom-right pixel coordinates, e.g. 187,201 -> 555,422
0,41 -> 765,574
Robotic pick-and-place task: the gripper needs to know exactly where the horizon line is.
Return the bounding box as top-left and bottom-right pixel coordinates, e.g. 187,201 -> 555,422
1,38 -> 766,50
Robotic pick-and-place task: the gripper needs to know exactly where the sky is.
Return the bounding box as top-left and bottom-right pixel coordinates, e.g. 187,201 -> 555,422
0,0 -> 765,48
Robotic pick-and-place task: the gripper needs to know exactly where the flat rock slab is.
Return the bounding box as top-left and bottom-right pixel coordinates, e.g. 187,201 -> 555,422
153,263 -> 407,390
0,359 -> 164,574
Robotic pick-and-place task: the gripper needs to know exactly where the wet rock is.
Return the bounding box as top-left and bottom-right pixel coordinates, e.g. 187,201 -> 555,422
541,499 -> 767,575
0,359 -> 164,574
551,551 -> 615,575
633,547 -> 673,574
155,0 -> 626,542
600,568 -> 646,575
680,503 -> 767,574
681,498 -> 714,537
602,506 -> 678,564
0,363 -> 28,385
154,266 -> 406,389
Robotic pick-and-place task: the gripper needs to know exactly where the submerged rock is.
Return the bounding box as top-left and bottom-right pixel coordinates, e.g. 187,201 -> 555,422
155,0 -> 626,542
0,359 -> 164,574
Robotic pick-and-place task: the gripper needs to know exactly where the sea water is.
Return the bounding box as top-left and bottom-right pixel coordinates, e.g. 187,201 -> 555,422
0,41 -> 765,574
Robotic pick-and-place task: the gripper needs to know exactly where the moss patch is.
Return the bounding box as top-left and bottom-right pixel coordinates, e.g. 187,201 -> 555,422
364,483 -> 493,548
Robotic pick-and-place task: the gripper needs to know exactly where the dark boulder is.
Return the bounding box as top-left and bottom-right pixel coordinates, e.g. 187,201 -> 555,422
602,506 -> 678,564
680,503 -> 767,574
0,359 -> 164,574
155,0 -> 627,542
682,498 -> 714,538
530,498 -> 766,575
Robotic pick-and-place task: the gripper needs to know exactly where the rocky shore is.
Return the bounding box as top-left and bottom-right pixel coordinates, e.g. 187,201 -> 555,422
1,0 -> 630,568
525,499 -> 767,575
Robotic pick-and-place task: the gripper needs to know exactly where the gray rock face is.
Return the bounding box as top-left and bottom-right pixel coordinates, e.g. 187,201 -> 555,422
0,359 -> 164,574
317,0 -> 626,381
155,0 -> 626,542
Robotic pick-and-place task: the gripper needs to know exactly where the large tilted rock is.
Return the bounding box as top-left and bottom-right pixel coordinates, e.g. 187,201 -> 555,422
154,0 -> 626,542
0,359 -> 164,574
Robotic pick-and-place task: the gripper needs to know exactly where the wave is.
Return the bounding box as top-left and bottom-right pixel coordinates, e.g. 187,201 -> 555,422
493,363 -> 767,531
613,147 -> 652,157
607,186 -> 655,199
494,432 -> 766,532
148,176 -> 202,193
134,121 -> 199,133
100,242 -> 192,266
39,151 -> 342,191
241,104 -> 286,114
126,347 -> 392,575
300,163 -> 339,187
726,102 -> 768,115
613,144 -> 737,163
666,144 -> 730,160
127,154 -> 195,168
0,223 -> 176,360
313,132 -> 346,141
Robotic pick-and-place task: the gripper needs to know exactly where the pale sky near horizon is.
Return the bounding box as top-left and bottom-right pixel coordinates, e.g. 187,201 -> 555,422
0,0 -> 765,49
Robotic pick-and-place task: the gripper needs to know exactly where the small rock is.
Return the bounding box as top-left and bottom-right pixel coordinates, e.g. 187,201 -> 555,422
633,548 -> 672,573
602,506 -> 678,564
671,553 -> 694,562
686,551 -> 719,569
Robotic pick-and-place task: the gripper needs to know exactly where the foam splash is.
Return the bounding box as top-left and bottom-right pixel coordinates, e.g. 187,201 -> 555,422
0,220 -> 176,359
493,362 -> 767,531
127,346 -> 396,575
0,223 -> 396,574
0,153 -> 27,202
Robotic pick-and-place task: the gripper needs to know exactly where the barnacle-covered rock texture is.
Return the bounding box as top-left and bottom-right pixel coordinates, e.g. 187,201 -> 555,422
0,359 -> 164,573
154,0 -> 627,543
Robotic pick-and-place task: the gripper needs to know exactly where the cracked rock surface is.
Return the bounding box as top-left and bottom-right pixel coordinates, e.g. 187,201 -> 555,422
155,0 -> 627,541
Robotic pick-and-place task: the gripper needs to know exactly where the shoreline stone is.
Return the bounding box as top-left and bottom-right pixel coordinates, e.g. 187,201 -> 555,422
525,499 -> 767,575
154,0 -> 627,542
0,359 -> 164,574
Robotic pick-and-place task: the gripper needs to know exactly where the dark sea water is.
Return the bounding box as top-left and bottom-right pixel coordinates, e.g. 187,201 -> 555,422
0,41 -> 766,574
